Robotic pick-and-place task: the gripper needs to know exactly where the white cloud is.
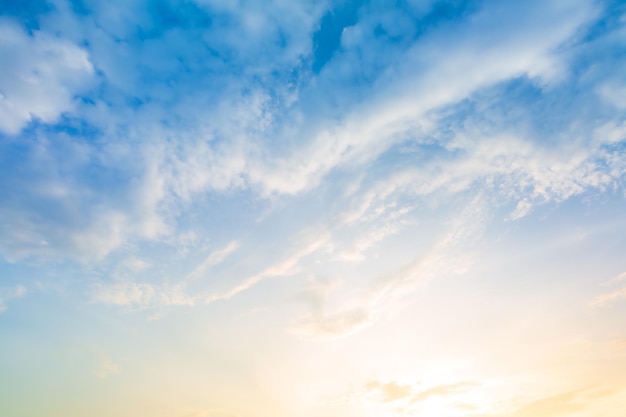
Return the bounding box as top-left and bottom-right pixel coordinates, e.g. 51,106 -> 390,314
290,197 -> 484,338
604,271 -> 626,287
1,0 -> 624,328
89,242 -> 239,309
205,235 -> 330,303
0,285 -> 27,313
120,256 -> 152,272
0,19 -> 93,134
290,306 -> 373,339
337,216 -> 409,263
92,281 -> 155,307
591,286 -> 626,308
591,271 -> 626,308
361,379 -> 476,405
289,276 -> 375,338
186,241 -> 240,282
92,278 -> 202,308
598,83 -> 626,109
241,0 -> 597,196
364,381 -> 413,403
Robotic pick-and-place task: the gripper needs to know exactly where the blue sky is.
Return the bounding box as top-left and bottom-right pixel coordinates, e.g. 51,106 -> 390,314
1,1 -> 626,416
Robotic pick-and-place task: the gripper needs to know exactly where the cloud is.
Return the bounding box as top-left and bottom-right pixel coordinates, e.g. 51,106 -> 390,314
242,0 -> 598,196
185,241 -> 240,283
0,285 -> 27,313
205,235 -> 329,303
290,306 -> 373,339
0,0 -> 624,328
89,236 -> 320,309
508,199 -> 533,220
294,276 -> 343,313
289,196 -> 485,338
120,256 -> 152,272
591,271 -> 626,308
287,215 -> 473,340
591,286 -> 626,308
91,241 -> 241,308
92,280 -> 200,308
365,381 -> 413,402
92,281 -> 155,307
1,1 -> 620,259
475,388 -> 612,417
0,18 -> 94,134
604,271 -> 626,286
0,132 -> 163,262
362,379 -> 477,405
337,208 -> 411,262
410,382 -> 478,404
356,379 -> 613,417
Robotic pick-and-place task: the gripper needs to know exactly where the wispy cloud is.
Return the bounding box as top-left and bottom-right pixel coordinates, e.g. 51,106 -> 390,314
591,286 -> 626,308
0,285 -> 27,313
603,271 -> 626,287
2,1 -> 626,416
185,241 -> 240,284
591,271 -> 626,308
0,0 -> 621,269
290,196 -> 484,338
476,388 -> 613,417
410,382 -> 478,404
362,379 -> 477,405
365,381 -> 413,402
92,281 -> 156,307
205,235 -> 330,303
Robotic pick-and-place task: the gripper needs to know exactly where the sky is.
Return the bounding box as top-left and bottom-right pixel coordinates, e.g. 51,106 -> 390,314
1,0 -> 626,416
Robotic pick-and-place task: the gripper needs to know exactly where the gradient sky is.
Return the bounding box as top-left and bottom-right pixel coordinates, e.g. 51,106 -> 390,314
1,1 -> 626,416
